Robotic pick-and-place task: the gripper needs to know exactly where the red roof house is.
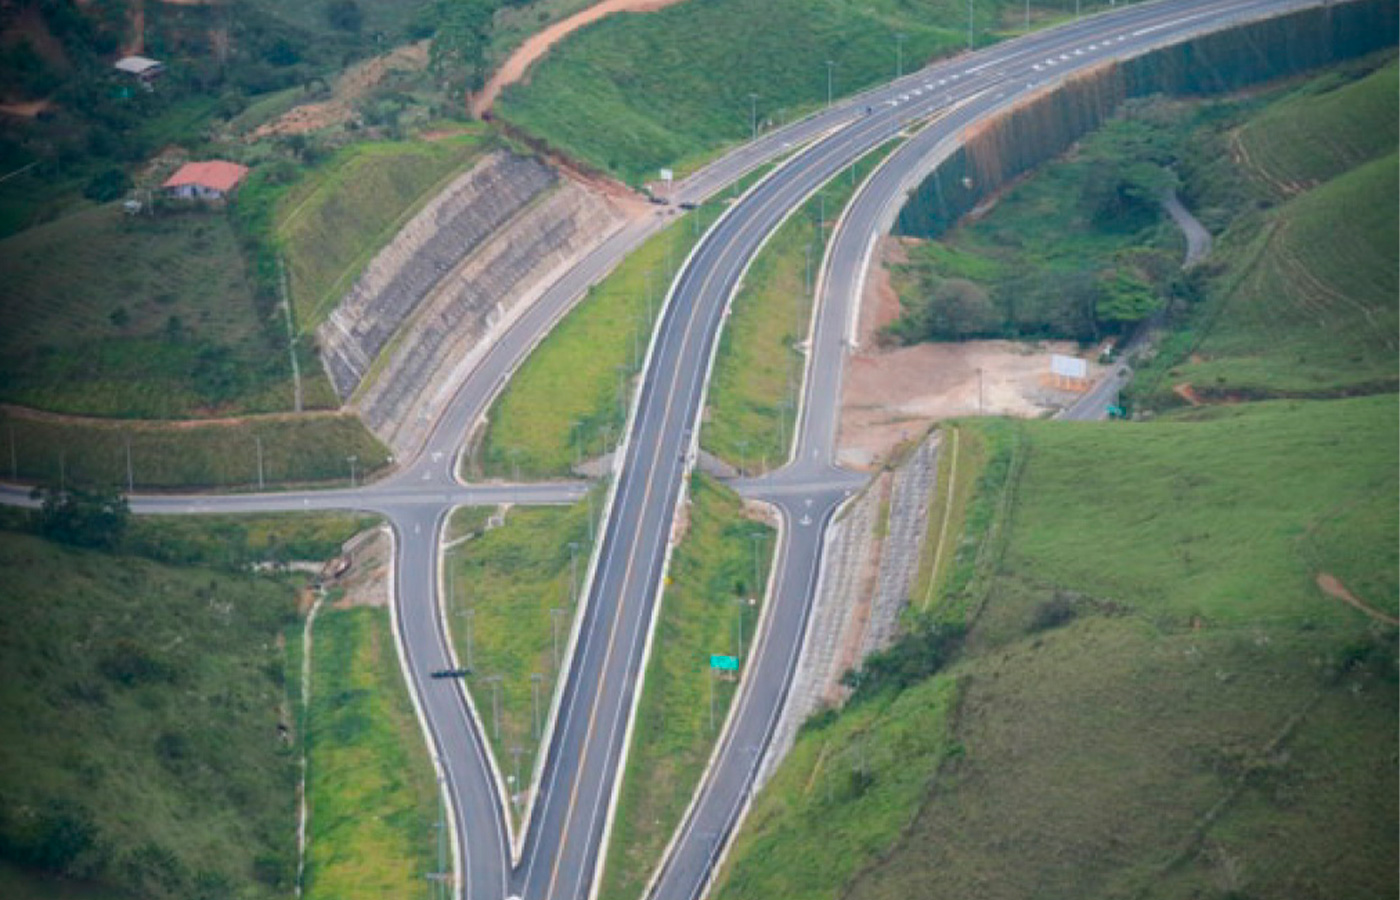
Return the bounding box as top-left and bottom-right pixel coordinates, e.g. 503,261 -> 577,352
162,161 -> 250,200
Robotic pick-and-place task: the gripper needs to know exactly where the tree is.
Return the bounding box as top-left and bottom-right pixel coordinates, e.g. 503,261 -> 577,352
429,0 -> 496,91
925,277 -> 998,339
1097,268 -> 1163,330
325,0 -> 363,33
83,167 -> 131,203
31,484 -> 130,550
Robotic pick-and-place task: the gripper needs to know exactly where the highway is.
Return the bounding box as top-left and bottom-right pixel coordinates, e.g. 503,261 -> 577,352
0,2 -> 1329,898
637,1 -> 1325,897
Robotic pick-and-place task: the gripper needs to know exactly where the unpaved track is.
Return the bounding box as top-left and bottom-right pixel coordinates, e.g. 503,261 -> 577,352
471,0 -> 689,118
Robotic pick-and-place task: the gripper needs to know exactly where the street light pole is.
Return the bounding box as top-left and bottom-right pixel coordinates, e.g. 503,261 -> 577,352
825,59 -> 834,106
748,92 -> 758,141
896,33 -> 906,78
254,435 -> 264,490
462,608 -> 475,669
568,542 -> 580,605
530,673 -> 543,740
550,607 -> 564,672
347,454 -> 357,488
486,675 -> 503,741
968,0 -> 974,49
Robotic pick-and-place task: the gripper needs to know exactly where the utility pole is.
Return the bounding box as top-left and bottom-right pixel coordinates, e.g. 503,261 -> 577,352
825,59 -> 835,106
550,607 -> 565,672
748,92 -> 758,141
530,673 -> 543,740
750,532 -> 764,599
616,365 -> 630,419
733,594 -> 746,659
486,676 -> 503,741
255,435 -> 264,490
708,665 -> 716,733
568,542 -> 581,605
510,745 -> 524,804
461,608 -> 475,669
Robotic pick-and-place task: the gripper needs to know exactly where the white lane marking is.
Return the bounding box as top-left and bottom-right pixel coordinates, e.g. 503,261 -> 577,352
1033,63 -> 1043,71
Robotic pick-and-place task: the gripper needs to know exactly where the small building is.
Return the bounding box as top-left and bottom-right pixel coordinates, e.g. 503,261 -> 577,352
1047,353 -> 1091,392
113,56 -> 165,85
162,161 -> 250,201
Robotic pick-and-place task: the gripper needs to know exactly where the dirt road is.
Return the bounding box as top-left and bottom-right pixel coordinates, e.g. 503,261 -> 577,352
471,0 -> 690,118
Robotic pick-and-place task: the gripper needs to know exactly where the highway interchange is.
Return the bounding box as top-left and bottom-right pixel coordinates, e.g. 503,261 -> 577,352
0,1 -> 1330,897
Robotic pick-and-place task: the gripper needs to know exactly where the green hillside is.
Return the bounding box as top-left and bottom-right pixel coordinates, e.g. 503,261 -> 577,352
717,397 -> 1398,900
272,132 -> 493,332
1152,151 -> 1398,400
0,531 -> 301,900
1235,60 -> 1399,194
497,0 -> 1126,183
0,204 -> 296,419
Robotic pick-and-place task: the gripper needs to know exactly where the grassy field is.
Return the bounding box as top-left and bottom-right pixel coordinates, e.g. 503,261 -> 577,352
274,132 -> 494,333
496,0 -> 1133,184
702,143 -> 893,472
1128,58 -> 1398,407
298,606 -> 442,900
475,203 -> 718,478
0,203 -> 301,419
599,474 -> 773,900
0,408 -> 391,491
717,396 -> 1397,900
1138,151 -> 1398,401
443,494 -> 598,821
0,529 -> 301,899
1233,58 -> 1399,194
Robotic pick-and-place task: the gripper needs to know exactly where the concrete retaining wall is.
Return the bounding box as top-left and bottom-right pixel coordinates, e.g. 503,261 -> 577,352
317,151 -> 557,400
758,431 -> 941,787
355,180 -> 628,455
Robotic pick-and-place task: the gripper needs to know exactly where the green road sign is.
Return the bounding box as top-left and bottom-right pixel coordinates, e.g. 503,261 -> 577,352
709,654 -> 739,671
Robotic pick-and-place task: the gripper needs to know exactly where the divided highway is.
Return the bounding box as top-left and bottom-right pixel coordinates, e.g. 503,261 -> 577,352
0,3 -> 1330,899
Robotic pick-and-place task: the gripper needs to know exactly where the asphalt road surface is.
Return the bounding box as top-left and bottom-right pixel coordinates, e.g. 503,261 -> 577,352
0,2 -> 1327,898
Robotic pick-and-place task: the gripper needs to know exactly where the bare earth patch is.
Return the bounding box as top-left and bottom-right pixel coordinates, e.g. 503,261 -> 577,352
250,41 -> 430,140
1315,573 -> 1399,625
471,0 -> 692,118
838,237 -> 1101,470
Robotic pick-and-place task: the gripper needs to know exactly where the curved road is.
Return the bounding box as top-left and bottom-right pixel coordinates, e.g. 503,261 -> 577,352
0,3 -> 1329,899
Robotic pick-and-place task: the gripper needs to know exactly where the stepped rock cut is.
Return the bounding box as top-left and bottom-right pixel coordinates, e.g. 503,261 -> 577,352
317,151 -> 556,400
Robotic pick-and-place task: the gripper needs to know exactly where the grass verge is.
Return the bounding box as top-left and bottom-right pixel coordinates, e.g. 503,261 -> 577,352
298,606 -> 442,899
476,199 -> 732,479
702,142 -> 894,472
599,474 -> 773,900
0,408 -> 391,491
443,491 -> 600,824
